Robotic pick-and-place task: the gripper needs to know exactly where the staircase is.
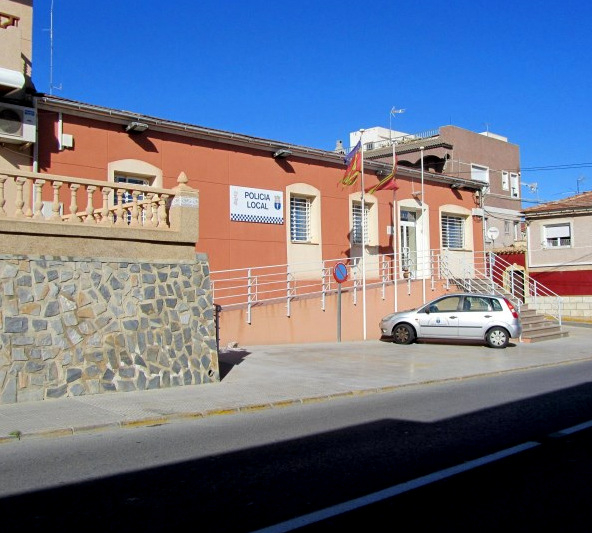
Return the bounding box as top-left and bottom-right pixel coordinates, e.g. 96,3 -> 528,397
445,258 -> 569,343
518,304 -> 569,343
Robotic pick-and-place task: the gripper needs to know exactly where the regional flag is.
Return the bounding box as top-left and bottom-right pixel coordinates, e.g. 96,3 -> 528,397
341,141 -> 362,186
366,156 -> 399,194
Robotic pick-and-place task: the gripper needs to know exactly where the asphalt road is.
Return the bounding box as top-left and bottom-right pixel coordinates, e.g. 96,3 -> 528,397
2,360 -> 592,532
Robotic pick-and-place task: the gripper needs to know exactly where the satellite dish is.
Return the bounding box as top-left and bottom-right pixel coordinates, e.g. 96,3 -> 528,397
487,227 -> 500,241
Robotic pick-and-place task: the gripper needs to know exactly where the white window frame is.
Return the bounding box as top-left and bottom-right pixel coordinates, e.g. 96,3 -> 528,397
290,195 -> 311,243
502,171 -> 509,191
504,221 -> 510,235
351,201 -> 370,245
441,214 -> 465,249
471,164 -> 489,185
544,223 -> 571,248
510,173 -> 519,198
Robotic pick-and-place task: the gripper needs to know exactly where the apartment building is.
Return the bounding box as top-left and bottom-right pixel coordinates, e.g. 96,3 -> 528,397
355,124 -> 523,250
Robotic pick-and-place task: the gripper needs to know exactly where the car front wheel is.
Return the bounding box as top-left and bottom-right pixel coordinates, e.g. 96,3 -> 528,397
486,326 -> 509,349
392,324 -> 415,345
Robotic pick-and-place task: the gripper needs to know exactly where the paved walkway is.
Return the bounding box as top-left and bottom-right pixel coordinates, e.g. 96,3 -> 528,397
1,324 -> 591,443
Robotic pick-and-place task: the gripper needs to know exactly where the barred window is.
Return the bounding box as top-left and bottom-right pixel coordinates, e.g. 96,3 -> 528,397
352,201 -> 369,245
290,196 -> 311,242
544,223 -> 571,247
114,174 -> 149,223
442,214 -> 464,249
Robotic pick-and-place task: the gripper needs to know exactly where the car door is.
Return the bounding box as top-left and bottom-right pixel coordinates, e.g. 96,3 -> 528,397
417,295 -> 461,338
457,295 -> 493,339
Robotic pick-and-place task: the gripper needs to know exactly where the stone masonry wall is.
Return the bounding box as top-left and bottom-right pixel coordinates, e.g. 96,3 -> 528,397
526,295 -> 592,321
0,253 -> 219,404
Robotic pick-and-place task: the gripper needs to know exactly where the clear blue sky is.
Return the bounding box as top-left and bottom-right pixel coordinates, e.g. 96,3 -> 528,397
32,0 -> 592,204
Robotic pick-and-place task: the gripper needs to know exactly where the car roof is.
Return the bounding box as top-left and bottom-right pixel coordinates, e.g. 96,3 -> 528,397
438,293 -> 504,299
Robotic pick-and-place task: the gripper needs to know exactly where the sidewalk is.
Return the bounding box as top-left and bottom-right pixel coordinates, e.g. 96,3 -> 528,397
1,325 -> 591,443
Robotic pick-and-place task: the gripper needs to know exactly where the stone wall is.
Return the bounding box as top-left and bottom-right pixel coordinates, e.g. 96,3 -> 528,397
0,253 -> 219,404
526,295 -> 592,322
0,169 -> 219,404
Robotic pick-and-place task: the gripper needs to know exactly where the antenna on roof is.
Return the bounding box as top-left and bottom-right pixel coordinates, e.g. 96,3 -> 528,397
48,0 -> 62,94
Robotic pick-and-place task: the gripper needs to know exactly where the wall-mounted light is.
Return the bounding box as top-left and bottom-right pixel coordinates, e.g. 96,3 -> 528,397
125,121 -> 149,133
273,148 -> 292,159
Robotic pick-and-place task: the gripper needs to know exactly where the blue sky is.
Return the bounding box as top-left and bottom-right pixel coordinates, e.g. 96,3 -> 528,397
32,0 -> 592,204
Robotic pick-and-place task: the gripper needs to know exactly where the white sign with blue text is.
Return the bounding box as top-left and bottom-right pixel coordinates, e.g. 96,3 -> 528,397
230,186 -> 284,224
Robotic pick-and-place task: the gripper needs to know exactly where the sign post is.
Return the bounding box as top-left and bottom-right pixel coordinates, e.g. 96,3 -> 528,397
333,262 -> 349,342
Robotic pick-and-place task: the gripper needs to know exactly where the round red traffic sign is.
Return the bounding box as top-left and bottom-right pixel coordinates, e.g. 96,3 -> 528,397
333,262 -> 348,283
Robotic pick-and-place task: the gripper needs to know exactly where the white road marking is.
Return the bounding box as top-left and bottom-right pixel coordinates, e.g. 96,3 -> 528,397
251,441 -> 540,533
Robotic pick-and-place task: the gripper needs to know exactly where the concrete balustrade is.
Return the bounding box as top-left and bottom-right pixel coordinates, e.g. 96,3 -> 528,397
0,169 -> 171,227
0,169 -> 218,404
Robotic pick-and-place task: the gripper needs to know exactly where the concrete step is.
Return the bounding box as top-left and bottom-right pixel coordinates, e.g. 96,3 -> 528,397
521,329 -> 569,343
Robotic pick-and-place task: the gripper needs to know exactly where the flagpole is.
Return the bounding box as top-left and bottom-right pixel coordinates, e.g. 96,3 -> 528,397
390,107 -> 404,311
360,129 -> 367,341
420,145 -> 426,305
392,135 -> 398,313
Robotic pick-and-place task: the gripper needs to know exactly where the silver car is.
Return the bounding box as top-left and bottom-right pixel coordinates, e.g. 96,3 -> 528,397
379,293 -> 522,349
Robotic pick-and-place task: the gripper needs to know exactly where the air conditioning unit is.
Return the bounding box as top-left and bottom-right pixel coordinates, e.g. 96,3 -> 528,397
0,102 -> 36,143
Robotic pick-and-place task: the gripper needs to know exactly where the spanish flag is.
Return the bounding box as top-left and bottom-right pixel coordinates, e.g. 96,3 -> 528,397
341,141 -> 362,186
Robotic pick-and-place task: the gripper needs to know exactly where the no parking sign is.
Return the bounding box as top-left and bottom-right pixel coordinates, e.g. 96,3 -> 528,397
333,262 -> 348,284
333,263 -> 348,342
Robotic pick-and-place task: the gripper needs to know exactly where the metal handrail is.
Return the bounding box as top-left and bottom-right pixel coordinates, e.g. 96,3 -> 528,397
211,250 -> 564,326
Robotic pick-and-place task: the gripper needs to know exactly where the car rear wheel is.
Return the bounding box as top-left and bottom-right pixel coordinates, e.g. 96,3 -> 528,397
486,326 -> 509,349
392,324 -> 415,345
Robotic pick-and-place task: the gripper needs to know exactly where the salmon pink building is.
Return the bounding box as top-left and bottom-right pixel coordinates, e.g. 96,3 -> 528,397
27,95 -> 486,345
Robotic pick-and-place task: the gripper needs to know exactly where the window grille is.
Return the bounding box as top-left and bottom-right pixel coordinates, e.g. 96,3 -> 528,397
442,214 -> 464,249
114,175 -> 149,223
352,201 -> 369,245
290,196 -> 311,242
545,223 -> 571,247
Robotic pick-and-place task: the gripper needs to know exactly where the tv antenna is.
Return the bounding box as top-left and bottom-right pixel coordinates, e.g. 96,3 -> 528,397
577,175 -> 586,194
48,0 -> 62,94
522,181 -> 539,201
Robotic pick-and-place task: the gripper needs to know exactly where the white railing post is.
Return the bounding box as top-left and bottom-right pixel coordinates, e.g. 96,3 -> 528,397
247,268 -> 253,324
287,271 -> 294,317
321,262 -> 330,311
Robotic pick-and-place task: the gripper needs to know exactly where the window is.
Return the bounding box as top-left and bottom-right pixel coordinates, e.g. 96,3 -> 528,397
352,201 -> 369,245
428,296 -> 461,313
502,171 -> 509,191
544,223 -> 571,247
114,174 -> 149,222
442,214 -> 464,249
471,164 -> 489,185
504,221 -> 510,235
510,173 -> 519,198
290,196 -> 311,242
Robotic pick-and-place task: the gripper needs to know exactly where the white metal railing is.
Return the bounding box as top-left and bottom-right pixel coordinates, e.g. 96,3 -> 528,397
441,251 -> 563,326
0,169 -> 174,228
211,251 -> 448,323
213,250 -> 564,326
355,128 -> 441,152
